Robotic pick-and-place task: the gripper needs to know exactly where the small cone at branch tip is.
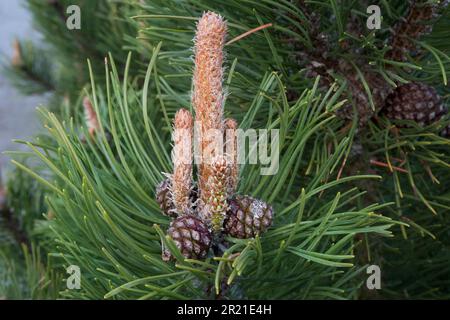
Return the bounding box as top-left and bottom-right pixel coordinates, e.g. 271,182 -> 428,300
162,214 -> 212,261
155,177 -> 199,218
192,11 -> 227,127
83,96 -> 100,138
155,178 -> 177,218
192,11 -> 228,213
387,0 -> 448,62
224,195 -> 273,239
382,82 -> 448,136
224,118 -> 239,196
172,109 -> 194,215
199,156 -> 230,233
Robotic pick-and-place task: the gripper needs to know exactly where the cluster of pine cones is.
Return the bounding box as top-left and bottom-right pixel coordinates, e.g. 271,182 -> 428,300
294,0 -> 450,134
156,179 -> 273,261
155,12 -> 273,262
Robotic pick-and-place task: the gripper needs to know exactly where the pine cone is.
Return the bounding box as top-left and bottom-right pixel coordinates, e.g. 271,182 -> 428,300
383,82 -> 447,128
224,195 -> 273,239
155,178 -> 199,217
387,0 -> 448,62
155,178 -> 177,218
163,214 -> 212,261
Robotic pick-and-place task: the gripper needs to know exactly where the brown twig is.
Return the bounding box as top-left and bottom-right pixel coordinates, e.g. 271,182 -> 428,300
369,159 -> 408,173
225,23 -> 272,46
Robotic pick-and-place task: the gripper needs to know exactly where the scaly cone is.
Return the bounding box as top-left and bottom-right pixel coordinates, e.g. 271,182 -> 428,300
172,108 -> 194,215
386,0 -> 449,62
192,11 -> 228,228
224,118 -> 239,196
382,82 -> 450,136
224,195 -> 273,239
162,214 -> 212,261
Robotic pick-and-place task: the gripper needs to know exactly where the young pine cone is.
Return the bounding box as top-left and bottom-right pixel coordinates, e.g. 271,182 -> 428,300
155,178 -> 198,217
387,0 -> 448,62
155,178 -> 177,218
162,214 -> 212,261
383,82 -> 447,129
224,195 -> 273,239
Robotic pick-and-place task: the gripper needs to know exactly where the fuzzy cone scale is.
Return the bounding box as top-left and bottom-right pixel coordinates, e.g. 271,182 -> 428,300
387,0 -> 448,62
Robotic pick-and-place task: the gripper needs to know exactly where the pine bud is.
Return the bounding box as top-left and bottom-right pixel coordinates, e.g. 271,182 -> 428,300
192,11 -> 227,132
383,82 -> 448,129
155,178 -> 177,217
11,39 -> 23,68
83,96 -> 100,138
172,109 -> 194,215
199,156 -> 230,233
